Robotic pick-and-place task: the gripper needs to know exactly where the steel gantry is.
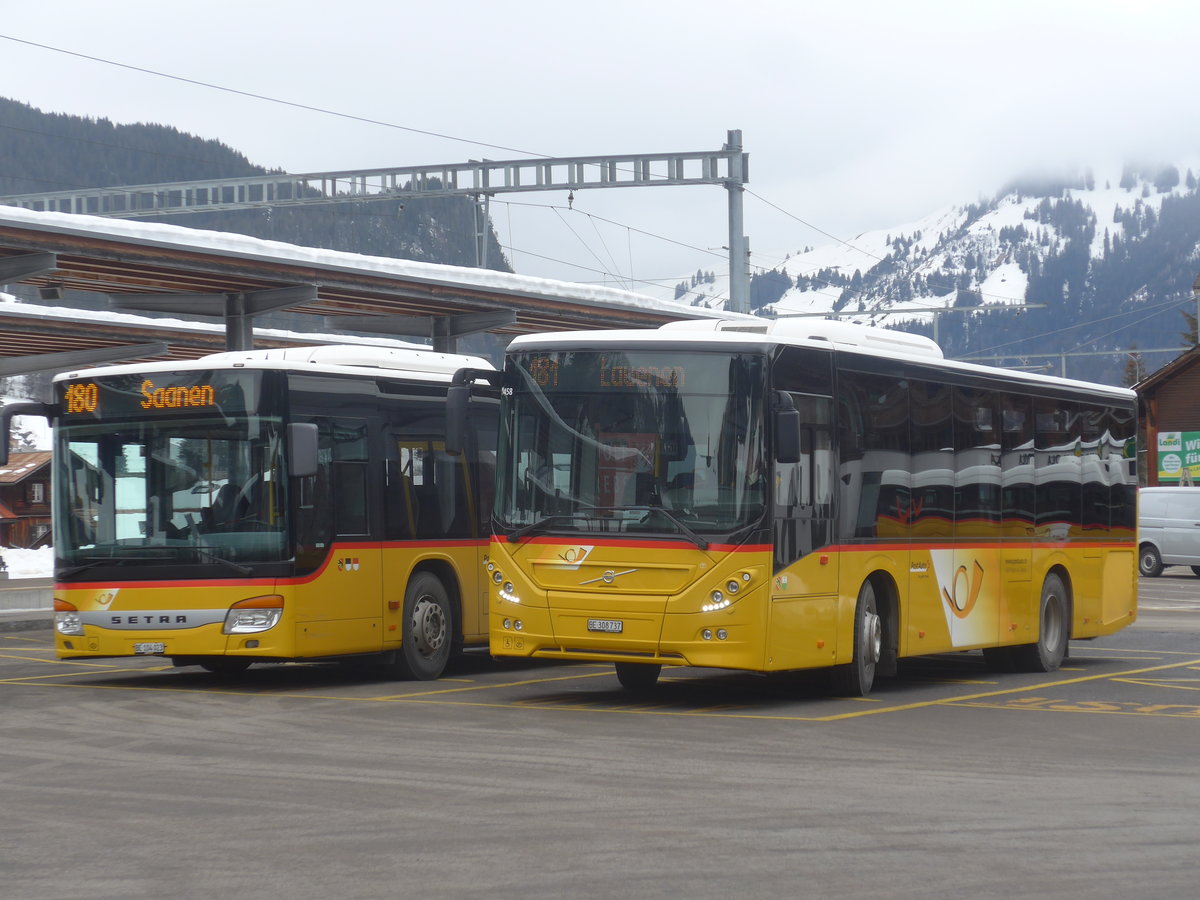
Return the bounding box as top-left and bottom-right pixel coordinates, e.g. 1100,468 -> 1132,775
0,131 -> 753,312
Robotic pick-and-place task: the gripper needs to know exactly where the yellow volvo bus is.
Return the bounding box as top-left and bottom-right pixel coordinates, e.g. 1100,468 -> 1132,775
482,319 -> 1138,695
3,344 -> 498,679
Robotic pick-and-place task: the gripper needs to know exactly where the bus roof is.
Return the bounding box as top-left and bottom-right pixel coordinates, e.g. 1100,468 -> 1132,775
52,343 -> 495,383
506,319 -> 1136,401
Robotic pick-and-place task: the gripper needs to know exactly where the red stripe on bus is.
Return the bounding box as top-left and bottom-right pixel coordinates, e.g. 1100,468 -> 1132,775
497,535 -> 774,552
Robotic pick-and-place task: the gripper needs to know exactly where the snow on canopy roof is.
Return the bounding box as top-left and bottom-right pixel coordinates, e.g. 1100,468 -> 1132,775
0,205 -> 746,321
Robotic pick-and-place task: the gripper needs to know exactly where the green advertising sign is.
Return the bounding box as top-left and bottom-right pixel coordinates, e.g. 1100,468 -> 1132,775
1157,431 -> 1200,483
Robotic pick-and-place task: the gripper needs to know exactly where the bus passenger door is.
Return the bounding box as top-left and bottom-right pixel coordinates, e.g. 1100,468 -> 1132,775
294,417 -> 382,656
382,438 -> 486,644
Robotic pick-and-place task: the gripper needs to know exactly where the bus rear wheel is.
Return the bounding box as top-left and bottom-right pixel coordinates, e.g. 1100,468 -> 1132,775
1011,573 -> 1069,672
830,580 -> 882,697
615,662 -> 661,691
394,572 -> 453,681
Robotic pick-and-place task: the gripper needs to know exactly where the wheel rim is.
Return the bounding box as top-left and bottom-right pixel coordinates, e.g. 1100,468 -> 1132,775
863,610 -> 882,665
1042,593 -> 1063,651
1140,551 -> 1156,573
410,595 -> 447,659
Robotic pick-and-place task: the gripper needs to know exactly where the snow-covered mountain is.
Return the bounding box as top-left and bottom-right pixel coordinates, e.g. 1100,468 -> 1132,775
677,164 -> 1200,386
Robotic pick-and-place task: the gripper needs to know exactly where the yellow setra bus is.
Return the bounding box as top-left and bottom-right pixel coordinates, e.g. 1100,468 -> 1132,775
4,344 -> 499,678
482,319 -> 1138,695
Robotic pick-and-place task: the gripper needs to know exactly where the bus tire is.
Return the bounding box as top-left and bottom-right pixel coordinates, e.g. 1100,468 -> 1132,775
395,571 -> 453,681
1138,544 -> 1163,577
830,580 -> 882,697
1011,573 -> 1069,672
615,662 -> 661,691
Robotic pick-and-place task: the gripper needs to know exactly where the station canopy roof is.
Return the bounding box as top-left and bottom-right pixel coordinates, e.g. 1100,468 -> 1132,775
0,205 -> 735,366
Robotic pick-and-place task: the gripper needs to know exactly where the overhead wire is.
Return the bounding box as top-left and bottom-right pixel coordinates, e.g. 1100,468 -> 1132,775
962,295 -> 1193,360
0,33 -> 550,160
550,207 -> 626,288
1,29 -> 1168,351
495,241 -> 726,295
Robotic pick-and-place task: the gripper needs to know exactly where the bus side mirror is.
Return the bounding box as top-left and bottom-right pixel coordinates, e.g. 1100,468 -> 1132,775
773,392 -> 800,464
288,423 -> 319,478
445,385 -> 470,456
0,401 -> 53,467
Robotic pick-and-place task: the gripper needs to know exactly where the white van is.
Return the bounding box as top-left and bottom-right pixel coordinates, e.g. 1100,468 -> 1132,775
1138,486 -> 1200,576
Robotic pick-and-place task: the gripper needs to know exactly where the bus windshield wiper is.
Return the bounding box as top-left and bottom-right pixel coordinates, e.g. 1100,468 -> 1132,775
57,555 -> 159,579
59,550 -> 251,578
640,505 -> 709,550
57,558 -> 111,579
191,546 -> 253,576
505,515 -> 576,543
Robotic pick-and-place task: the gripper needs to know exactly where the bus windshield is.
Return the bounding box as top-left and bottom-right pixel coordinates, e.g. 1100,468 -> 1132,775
496,349 -> 767,539
53,371 -> 289,571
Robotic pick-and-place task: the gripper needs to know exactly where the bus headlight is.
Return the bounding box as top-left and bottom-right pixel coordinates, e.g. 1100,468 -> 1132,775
702,571 -> 756,612
223,595 -> 284,634
54,599 -> 84,636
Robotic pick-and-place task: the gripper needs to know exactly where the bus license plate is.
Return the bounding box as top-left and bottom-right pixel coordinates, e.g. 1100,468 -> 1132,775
587,619 -> 623,634
133,642 -> 166,654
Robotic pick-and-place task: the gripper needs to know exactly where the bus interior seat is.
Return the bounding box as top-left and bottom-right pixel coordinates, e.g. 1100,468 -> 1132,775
209,483 -> 245,527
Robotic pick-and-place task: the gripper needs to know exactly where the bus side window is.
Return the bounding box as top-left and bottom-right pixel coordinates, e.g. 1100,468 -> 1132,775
395,440 -> 471,539
332,420 -> 370,536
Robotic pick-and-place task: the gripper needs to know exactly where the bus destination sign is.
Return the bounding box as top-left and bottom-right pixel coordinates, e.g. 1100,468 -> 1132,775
58,372 -> 257,420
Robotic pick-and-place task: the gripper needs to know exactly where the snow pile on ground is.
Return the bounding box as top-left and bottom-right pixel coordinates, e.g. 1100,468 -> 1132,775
0,547 -> 52,578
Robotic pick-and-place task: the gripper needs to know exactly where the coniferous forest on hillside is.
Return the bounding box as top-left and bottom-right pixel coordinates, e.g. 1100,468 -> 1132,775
0,97 -> 508,274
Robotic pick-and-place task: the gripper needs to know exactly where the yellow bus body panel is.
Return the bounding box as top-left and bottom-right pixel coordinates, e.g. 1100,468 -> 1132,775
55,540 -> 487,663
489,536 -> 1137,675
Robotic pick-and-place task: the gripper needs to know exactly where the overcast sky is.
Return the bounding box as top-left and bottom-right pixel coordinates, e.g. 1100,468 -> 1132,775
2,0 -> 1198,298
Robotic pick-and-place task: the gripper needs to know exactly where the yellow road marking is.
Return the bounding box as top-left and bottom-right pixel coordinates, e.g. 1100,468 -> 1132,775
817,658 -> 1200,721
373,669 -> 614,699
1113,677 -> 1200,692
5,655 -> 1200,723
1077,647 -> 1197,657
0,653 -> 158,669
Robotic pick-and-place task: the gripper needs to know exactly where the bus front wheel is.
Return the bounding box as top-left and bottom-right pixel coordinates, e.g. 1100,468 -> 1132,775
615,661 -> 661,691
394,572 -> 453,681
1011,573 -> 1069,672
830,580 -> 882,697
